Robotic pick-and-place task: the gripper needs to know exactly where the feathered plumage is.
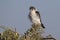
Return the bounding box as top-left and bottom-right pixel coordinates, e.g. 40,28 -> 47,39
28,6 -> 45,28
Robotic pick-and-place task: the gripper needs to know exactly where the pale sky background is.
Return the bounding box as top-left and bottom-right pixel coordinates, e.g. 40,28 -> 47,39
0,0 -> 60,40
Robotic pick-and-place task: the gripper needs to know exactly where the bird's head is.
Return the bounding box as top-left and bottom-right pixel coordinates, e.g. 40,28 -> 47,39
29,6 -> 36,10
29,6 -> 37,12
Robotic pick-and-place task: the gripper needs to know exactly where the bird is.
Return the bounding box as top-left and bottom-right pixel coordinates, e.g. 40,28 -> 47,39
28,6 -> 45,28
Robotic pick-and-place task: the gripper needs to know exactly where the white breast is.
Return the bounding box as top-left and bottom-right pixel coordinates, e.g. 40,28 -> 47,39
31,10 -> 41,24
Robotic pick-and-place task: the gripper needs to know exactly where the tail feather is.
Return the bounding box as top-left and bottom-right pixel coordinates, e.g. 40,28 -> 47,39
41,23 -> 45,28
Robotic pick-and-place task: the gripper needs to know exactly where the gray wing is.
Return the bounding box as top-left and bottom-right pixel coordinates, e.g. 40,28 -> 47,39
35,11 -> 45,28
35,11 -> 42,22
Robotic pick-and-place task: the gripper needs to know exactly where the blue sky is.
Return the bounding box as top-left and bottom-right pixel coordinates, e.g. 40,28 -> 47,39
0,0 -> 60,40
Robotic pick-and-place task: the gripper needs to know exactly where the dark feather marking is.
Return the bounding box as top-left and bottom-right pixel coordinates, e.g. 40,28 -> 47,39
35,11 -> 45,28
35,11 -> 40,18
41,23 -> 45,28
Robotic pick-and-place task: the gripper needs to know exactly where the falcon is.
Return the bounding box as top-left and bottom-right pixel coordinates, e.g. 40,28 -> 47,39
28,6 -> 45,28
